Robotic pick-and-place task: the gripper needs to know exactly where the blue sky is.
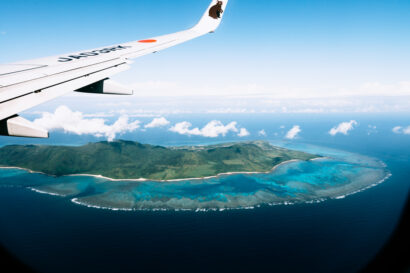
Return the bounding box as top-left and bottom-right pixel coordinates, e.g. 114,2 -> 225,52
1,0 -> 410,113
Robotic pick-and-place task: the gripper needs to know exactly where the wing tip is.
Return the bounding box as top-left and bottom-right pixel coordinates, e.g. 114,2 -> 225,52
193,0 -> 229,34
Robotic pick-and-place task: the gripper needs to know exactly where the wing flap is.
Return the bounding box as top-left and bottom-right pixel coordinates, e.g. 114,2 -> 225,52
75,79 -> 133,95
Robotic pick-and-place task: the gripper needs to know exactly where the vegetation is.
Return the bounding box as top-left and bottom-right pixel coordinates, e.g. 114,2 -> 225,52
0,140 -> 317,180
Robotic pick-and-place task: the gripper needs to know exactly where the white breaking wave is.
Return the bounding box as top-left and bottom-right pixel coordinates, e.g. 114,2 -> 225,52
28,187 -> 65,197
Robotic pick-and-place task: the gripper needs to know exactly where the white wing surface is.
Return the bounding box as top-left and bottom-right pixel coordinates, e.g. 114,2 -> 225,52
0,0 -> 228,138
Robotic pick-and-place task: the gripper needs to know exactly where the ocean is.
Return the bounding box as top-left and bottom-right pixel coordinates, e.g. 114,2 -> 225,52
0,113 -> 409,273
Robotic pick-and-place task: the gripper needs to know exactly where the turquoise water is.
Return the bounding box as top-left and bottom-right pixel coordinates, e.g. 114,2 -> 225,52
0,143 -> 390,211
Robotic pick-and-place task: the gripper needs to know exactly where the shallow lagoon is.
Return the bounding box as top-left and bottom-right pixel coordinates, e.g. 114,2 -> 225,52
0,143 -> 390,211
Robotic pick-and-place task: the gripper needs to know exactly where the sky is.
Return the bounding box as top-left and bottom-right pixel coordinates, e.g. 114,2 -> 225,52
1,0 -> 410,115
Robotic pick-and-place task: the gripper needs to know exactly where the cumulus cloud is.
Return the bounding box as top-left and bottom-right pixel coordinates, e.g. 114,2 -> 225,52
169,120 -> 243,138
144,117 -> 170,128
329,120 -> 358,136
285,125 -> 301,139
367,125 -> 378,135
33,106 -> 140,141
392,126 -> 410,135
83,112 -> 115,118
392,126 -> 402,134
238,128 -> 250,137
169,121 -> 200,136
258,130 -> 267,137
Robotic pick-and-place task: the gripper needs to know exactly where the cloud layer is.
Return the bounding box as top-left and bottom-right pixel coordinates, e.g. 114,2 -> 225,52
125,80 -> 410,100
33,106 -> 140,141
285,126 -> 301,139
329,120 -> 358,136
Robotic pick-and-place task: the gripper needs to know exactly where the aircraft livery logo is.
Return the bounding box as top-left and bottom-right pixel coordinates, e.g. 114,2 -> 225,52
209,1 -> 224,19
58,45 -> 131,62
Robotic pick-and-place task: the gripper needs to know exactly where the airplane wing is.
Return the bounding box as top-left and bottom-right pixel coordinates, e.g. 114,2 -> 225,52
0,0 -> 228,138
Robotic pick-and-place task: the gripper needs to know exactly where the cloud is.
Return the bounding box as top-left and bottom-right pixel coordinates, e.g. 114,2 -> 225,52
169,122 -> 200,136
392,126 -> 402,134
121,79 -> 410,100
329,120 -> 358,136
238,128 -> 250,137
33,106 -> 140,141
285,125 -> 301,139
169,120 -> 240,138
356,81 -> 410,97
207,108 -> 256,114
62,91 -> 410,115
83,112 -> 115,118
144,117 -> 170,128
128,81 -> 180,96
258,130 -> 267,137
392,126 -> 410,135
367,125 -> 377,135
0,31 -> 6,35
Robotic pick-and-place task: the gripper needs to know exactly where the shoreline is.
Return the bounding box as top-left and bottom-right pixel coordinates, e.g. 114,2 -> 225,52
68,158 -> 304,182
0,158 -> 314,183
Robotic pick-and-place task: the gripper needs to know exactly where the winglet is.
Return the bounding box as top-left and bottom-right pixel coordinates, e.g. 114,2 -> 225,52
193,0 -> 229,34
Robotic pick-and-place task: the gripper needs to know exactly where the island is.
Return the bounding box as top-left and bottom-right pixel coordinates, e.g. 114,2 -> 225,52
0,140 -> 318,180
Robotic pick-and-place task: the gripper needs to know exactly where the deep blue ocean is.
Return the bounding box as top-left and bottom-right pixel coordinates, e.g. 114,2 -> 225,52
0,113 -> 409,273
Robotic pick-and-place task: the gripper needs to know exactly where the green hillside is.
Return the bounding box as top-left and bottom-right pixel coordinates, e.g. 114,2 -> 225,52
0,140 -> 317,180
